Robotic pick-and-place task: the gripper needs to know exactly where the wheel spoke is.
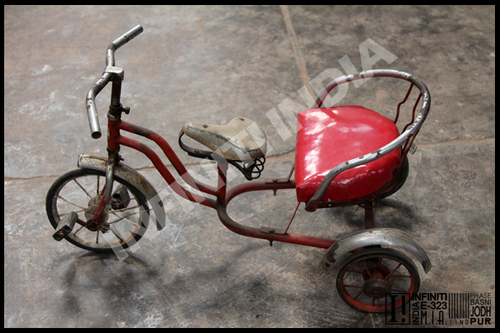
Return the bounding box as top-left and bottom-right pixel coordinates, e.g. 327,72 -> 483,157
354,289 -> 364,300
376,257 -> 384,270
73,179 -> 92,198
110,227 -> 124,242
108,211 -> 141,225
111,204 -> 141,213
96,176 -> 100,195
361,260 -> 372,277
73,224 -> 85,236
57,195 -> 87,210
385,263 -> 403,280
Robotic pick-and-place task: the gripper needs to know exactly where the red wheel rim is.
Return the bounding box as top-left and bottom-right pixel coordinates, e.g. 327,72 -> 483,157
338,254 -> 418,313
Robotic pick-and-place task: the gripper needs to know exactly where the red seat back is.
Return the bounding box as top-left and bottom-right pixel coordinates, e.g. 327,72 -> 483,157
295,106 -> 401,202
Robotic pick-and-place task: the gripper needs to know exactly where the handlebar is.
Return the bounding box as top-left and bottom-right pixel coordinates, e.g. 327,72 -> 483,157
86,25 -> 143,139
106,25 -> 144,66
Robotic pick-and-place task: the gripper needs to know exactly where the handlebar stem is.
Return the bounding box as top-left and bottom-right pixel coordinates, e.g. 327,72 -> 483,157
104,66 -> 124,108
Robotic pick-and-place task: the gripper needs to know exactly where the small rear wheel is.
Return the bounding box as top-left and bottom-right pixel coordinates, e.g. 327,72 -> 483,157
46,168 -> 149,253
336,247 -> 420,313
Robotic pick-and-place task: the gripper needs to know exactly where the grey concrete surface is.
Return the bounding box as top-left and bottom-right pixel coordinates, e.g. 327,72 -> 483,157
4,5 -> 495,328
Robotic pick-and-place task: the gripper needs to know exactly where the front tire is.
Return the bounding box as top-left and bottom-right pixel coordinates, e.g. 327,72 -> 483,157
46,168 -> 149,253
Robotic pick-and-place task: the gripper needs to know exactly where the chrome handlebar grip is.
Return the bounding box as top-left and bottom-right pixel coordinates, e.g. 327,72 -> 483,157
106,25 -> 143,66
86,72 -> 112,139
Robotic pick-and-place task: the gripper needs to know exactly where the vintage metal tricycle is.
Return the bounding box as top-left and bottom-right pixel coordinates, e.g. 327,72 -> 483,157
46,25 -> 432,313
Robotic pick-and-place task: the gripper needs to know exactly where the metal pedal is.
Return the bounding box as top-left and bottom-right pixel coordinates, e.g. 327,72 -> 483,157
52,211 -> 78,241
111,185 -> 130,209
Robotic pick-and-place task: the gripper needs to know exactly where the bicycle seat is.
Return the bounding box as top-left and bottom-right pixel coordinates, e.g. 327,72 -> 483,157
295,106 -> 401,203
182,117 -> 267,161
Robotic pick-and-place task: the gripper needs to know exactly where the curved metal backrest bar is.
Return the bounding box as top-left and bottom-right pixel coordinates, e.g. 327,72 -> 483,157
307,69 -> 431,207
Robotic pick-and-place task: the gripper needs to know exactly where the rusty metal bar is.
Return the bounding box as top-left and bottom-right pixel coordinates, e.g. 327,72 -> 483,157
285,163 -> 295,183
118,120 -> 218,197
363,200 -> 376,229
226,179 -> 296,204
394,83 -> 414,124
401,93 -> 422,134
117,135 -> 216,209
216,157 -> 228,206
215,201 -> 336,249
283,201 -> 300,234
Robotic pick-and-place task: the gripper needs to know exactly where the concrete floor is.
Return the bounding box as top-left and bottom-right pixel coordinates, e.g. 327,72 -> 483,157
4,5 -> 495,328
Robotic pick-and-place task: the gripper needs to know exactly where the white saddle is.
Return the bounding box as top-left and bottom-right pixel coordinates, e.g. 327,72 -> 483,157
182,117 -> 267,161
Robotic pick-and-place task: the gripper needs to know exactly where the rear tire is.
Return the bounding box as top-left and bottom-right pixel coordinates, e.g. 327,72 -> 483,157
336,247 -> 420,313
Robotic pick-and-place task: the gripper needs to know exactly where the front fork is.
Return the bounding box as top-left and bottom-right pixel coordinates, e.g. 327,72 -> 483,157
90,72 -> 127,227
88,148 -> 119,228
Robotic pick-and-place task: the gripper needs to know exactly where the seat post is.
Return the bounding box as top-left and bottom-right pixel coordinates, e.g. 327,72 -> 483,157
363,199 -> 376,229
215,156 -> 228,206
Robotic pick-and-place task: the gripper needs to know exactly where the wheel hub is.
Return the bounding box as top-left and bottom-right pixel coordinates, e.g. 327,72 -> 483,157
84,196 -> 110,232
362,263 -> 392,299
363,277 -> 392,299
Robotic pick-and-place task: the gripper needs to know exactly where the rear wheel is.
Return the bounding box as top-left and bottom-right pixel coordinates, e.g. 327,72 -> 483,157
336,247 -> 420,313
46,168 -> 149,253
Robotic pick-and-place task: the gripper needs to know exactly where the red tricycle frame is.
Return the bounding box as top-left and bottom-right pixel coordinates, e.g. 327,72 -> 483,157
48,25 -> 432,313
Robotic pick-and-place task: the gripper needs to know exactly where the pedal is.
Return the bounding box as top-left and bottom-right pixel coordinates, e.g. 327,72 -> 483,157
111,185 -> 130,209
52,211 -> 78,241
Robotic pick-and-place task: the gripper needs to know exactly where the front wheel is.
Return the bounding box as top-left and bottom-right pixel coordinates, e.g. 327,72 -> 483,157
46,168 -> 150,253
336,247 -> 420,313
